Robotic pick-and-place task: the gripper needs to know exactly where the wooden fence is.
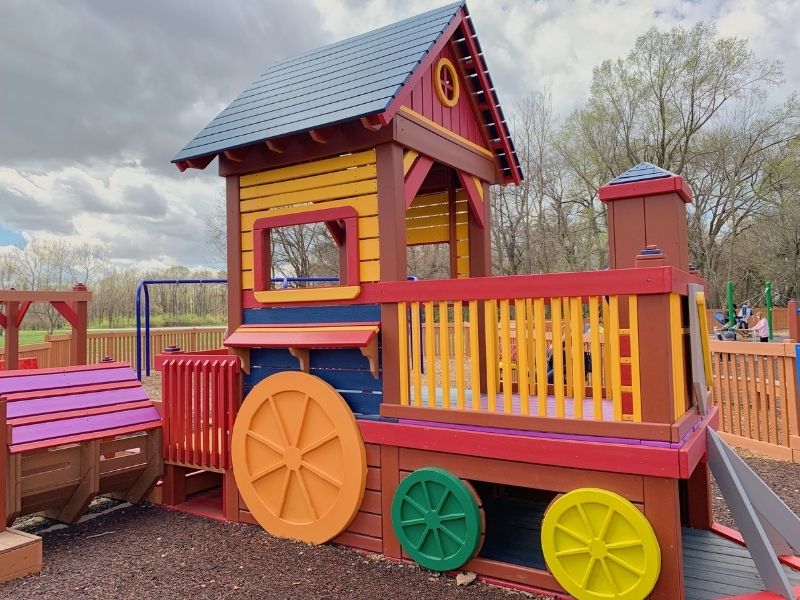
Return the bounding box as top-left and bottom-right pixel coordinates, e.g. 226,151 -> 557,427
710,340 -> 800,461
0,327 -> 226,370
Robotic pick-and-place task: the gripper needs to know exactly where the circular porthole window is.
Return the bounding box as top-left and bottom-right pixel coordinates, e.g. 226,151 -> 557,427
434,57 -> 460,108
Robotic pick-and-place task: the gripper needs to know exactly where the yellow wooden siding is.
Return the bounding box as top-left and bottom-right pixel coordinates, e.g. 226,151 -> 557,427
240,149 -> 380,289
406,191 -> 470,278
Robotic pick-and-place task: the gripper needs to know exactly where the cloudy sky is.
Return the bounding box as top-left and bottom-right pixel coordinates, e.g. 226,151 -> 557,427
1,0 -> 799,269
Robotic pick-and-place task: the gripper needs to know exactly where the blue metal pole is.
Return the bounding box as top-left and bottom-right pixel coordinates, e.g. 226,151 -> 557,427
135,280 -> 143,381
144,284 -> 151,377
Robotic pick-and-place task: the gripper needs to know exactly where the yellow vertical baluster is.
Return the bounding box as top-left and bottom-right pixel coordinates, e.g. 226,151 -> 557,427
454,300 -> 465,410
397,302 -> 410,406
589,296 -> 603,420
516,299 -> 530,415
500,300 -> 513,414
552,298 -> 564,417
424,302 -> 436,408
563,296 -> 573,398
669,293 -> 686,421
468,300 -> 481,410
571,297 -> 585,418
534,298 -> 547,416
439,301 -> 450,409
602,298 -> 611,400
526,299 -> 536,394
629,295 -> 642,422
484,300 -> 497,412
608,295 -> 622,421
410,302 -> 422,407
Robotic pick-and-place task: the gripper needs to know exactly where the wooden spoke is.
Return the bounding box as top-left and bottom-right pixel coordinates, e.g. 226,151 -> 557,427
300,430 -> 337,455
249,461 -> 285,484
301,460 -> 342,488
294,469 -> 318,521
246,430 -> 284,454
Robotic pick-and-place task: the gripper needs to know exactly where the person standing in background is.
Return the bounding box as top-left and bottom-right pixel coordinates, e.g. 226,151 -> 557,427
754,311 -> 769,342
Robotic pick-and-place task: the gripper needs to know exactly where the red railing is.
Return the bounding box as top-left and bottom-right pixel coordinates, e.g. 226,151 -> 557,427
161,353 -> 240,471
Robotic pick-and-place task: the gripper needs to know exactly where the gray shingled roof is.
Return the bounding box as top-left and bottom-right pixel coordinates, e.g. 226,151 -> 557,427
608,162 -> 673,185
173,2 -> 464,163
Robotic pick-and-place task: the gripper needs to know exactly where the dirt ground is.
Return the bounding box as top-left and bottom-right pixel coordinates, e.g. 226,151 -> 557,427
4,375 -> 800,599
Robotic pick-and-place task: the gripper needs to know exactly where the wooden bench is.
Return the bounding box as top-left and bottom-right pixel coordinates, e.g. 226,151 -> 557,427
0,361 -> 163,581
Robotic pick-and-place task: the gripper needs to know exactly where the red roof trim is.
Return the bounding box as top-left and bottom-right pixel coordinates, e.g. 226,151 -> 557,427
599,175 -> 693,203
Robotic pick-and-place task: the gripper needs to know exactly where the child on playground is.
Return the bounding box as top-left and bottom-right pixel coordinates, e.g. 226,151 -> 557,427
737,300 -> 752,329
753,311 -> 769,342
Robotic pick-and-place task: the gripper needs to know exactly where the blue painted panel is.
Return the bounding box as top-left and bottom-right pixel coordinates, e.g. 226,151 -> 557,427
243,364 -> 382,415
244,305 -> 380,325
340,392 -> 382,415
309,348 -> 379,370
173,2 -> 463,162
250,348 -> 299,369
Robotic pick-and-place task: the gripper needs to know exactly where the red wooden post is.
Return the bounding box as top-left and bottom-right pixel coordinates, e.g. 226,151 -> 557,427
376,143 -> 407,405
601,167 -> 693,425
788,299 -> 800,342
0,398 -> 6,531
4,300 -> 19,371
70,283 -> 88,365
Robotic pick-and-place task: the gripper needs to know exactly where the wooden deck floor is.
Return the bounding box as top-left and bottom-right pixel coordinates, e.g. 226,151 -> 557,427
409,387 -> 614,420
682,528 -> 800,599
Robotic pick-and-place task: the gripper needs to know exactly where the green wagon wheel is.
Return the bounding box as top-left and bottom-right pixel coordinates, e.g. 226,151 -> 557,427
391,467 -> 483,571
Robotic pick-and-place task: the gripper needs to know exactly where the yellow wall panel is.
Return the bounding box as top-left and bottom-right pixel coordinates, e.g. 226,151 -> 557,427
359,216 -> 379,238
240,195 -> 378,231
242,231 -> 253,252
360,260 -> 380,282
241,179 -> 377,211
242,250 -> 253,270
358,237 -> 380,261
242,269 -> 254,289
240,164 -> 376,201
407,225 -> 449,245
240,150 -> 375,187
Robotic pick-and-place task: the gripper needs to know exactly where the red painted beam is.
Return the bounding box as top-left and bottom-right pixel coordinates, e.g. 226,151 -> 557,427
377,266 -> 679,303
50,300 -> 78,328
456,170 -> 485,228
404,155 -> 434,208
0,311 -> 5,329
358,420 -> 683,478
599,175 -> 693,203
15,301 -> 31,327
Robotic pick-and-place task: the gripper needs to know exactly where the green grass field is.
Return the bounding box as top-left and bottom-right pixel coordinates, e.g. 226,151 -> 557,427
0,330 -> 70,348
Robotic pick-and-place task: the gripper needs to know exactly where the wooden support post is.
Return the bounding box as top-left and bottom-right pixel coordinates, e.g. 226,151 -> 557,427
684,457 -> 712,529
0,399 -> 6,532
226,175 -> 243,332
380,445 -> 401,558
447,177 -> 458,277
223,469 -> 239,522
644,476 -> 685,600
376,143 -> 406,405
161,464 -> 187,506
48,440 -> 100,523
788,299 -> 800,342
70,283 -> 88,366
469,181 -> 491,392
122,430 -> 163,504
4,301 -> 19,371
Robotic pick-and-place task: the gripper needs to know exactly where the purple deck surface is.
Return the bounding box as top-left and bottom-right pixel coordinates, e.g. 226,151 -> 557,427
0,366 -> 135,395
11,405 -> 161,445
7,386 -> 149,419
410,388 -> 614,421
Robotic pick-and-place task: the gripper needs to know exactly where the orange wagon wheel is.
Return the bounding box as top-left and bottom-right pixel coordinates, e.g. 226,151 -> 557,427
231,371 -> 367,544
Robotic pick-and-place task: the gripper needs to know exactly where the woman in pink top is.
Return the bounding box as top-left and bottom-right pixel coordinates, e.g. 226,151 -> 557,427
753,311 -> 769,342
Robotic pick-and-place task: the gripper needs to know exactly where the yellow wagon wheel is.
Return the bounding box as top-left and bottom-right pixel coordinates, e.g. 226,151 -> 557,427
541,488 -> 661,600
231,371 -> 367,544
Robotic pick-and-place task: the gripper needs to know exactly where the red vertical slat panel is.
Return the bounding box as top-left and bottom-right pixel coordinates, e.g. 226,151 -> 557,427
162,359 -> 171,461
175,360 -> 185,464
210,361 -> 219,470
202,360 -> 210,467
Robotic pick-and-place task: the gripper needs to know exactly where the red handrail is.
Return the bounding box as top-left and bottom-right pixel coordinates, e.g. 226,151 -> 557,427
376,266 -> 702,303
161,354 -> 240,470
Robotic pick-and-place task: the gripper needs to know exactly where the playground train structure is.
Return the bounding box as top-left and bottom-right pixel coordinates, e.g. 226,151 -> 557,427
3,2 -> 800,599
